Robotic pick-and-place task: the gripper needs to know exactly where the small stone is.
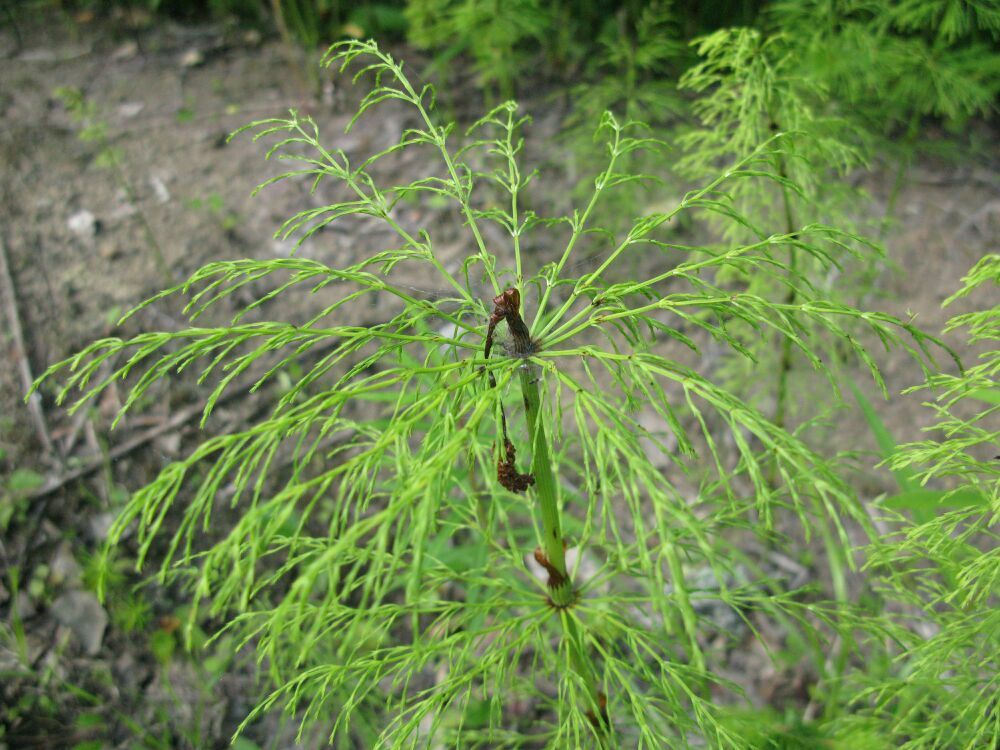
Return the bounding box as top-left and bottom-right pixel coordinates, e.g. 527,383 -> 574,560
149,175 -> 170,204
321,79 -> 335,106
155,431 -> 181,457
67,209 -> 97,238
18,45 -> 89,63
117,101 -> 144,119
108,188 -> 138,222
98,240 -> 124,260
51,590 -> 107,656
271,238 -> 297,256
108,202 -> 137,222
111,41 -> 138,61
89,512 -> 116,541
180,48 -> 205,68
50,542 -> 82,586
16,590 -> 36,619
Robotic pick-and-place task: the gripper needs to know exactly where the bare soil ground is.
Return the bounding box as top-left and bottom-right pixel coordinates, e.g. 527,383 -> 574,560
1,10 -> 997,749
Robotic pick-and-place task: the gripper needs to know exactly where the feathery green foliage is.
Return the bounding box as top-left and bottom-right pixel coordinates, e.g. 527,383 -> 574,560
676,26 -> 882,441
32,40 -> 954,747
677,26 -> 869,215
846,255 -> 999,749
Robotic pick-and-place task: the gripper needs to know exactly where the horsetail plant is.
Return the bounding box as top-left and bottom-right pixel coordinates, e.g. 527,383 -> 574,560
32,41 -> 951,747
677,26 -> 877,432
844,254 -> 999,749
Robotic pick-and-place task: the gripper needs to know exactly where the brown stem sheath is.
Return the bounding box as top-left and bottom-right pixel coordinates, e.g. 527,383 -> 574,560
486,288 -> 536,493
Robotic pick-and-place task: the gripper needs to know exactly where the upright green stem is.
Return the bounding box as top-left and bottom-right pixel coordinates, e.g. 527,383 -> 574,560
518,364 -> 572,605
879,111 -> 920,242
518,362 -> 610,739
771,150 -> 853,710
772,153 -> 799,437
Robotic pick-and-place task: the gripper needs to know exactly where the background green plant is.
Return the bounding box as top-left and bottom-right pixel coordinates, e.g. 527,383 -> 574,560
772,0 -> 1000,136
839,255 -> 999,748
30,0 -> 997,148
863,255 -> 1000,748
31,39 -> 968,747
675,26 -> 879,434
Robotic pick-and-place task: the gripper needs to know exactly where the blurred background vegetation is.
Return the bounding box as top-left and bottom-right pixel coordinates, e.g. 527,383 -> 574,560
14,0 -> 998,132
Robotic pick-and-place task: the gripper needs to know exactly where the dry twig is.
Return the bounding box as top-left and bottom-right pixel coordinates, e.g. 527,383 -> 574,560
27,401 -> 206,500
0,235 -> 54,454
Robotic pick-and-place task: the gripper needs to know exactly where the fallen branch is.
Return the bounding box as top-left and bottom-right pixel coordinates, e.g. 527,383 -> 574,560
0,235 -> 54,454
28,400 -> 206,500
27,334 -> 350,501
